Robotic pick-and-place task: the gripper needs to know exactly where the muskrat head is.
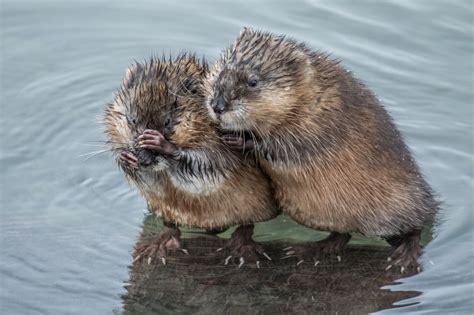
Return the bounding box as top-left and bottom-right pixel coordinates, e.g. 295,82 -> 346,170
104,54 -> 208,173
205,27 -> 315,136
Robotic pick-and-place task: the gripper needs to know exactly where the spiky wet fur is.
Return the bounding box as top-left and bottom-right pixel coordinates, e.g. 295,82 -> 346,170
205,28 -> 439,237
104,54 -> 277,229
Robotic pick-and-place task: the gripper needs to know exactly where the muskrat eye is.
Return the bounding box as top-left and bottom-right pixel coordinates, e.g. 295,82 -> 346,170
126,115 -> 136,125
164,118 -> 171,127
248,78 -> 258,87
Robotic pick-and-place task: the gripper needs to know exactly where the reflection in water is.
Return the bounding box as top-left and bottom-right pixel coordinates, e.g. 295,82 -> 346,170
1,0 -> 472,313
122,215 -> 419,314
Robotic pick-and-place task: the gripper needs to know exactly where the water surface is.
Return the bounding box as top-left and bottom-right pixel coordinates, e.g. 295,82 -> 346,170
1,0 -> 473,314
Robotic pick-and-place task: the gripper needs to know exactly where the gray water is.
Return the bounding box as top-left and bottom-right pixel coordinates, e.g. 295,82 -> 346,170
1,0 -> 473,314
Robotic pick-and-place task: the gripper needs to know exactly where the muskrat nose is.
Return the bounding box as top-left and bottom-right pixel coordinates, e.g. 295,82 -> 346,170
213,95 -> 227,115
136,148 -> 155,167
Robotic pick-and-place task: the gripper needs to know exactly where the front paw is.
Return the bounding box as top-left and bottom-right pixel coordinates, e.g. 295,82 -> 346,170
221,134 -> 254,152
119,151 -> 139,169
138,129 -> 176,155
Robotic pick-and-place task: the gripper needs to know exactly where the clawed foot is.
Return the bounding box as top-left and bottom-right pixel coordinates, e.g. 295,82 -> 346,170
221,133 -> 255,152
282,232 -> 351,266
120,151 -> 139,169
119,148 -> 156,169
217,225 -> 271,268
133,225 -> 188,265
137,129 -> 177,155
385,230 -> 422,274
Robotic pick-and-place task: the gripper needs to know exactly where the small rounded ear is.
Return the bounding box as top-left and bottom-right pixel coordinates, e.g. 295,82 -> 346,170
123,62 -> 144,89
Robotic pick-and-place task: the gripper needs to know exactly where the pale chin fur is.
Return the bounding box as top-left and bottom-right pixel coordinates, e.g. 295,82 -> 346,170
136,156 -> 170,172
152,157 -> 170,172
218,108 -> 251,132
205,97 -> 250,131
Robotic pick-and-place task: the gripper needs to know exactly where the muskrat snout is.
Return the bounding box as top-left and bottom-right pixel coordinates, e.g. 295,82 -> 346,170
211,95 -> 228,115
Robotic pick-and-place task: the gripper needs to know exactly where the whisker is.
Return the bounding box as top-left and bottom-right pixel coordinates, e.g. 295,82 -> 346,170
78,143 -> 112,147
85,140 -> 128,145
80,149 -> 113,161
105,141 -> 129,146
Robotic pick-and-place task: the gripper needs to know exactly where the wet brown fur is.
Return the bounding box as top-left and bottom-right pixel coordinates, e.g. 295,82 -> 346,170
205,28 -> 438,237
104,54 -> 278,229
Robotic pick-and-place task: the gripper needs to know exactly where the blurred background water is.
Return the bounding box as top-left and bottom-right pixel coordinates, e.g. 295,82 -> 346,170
1,0 -> 473,314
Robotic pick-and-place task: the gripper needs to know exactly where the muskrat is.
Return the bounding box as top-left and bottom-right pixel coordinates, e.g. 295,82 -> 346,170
204,28 -> 439,273
103,54 -> 278,265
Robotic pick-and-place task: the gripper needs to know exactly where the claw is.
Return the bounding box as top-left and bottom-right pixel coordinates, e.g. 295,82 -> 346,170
400,266 -> 405,274
216,247 -> 223,252
133,255 -> 142,264
161,257 -> 166,265
281,255 -> 294,260
387,257 -> 392,262
296,259 -> 304,266
282,246 -> 293,251
256,261 -> 260,269
336,255 -> 341,262
417,266 -> 422,273
285,250 -> 296,256
238,257 -> 245,268
147,257 -> 152,265
385,264 -> 393,271
224,255 -> 232,265
181,249 -> 189,255
314,260 -> 320,267
263,252 -> 272,261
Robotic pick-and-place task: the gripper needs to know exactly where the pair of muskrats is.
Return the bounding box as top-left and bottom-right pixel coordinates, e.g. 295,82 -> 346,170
104,28 -> 438,273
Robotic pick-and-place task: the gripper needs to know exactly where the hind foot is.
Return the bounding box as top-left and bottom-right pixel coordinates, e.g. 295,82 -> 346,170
385,229 -> 422,274
133,223 -> 188,265
217,224 -> 271,268
282,232 -> 351,266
